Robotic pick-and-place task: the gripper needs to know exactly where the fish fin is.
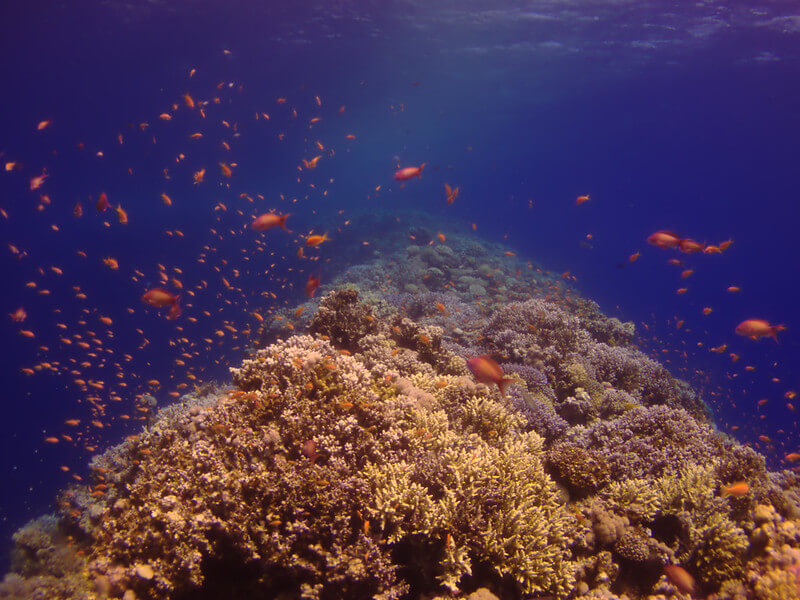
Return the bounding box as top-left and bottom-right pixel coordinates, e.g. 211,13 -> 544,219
418,163 -> 426,176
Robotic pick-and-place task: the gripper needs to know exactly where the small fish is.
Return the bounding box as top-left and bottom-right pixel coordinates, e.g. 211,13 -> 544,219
97,192 -> 110,212
161,193 -> 172,206
30,172 -> 48,190
727,286 -> 741,293
435,302 -> 447,315
159,113 -> 172,121
735,319 -> 786,342
394,163 -> 425,181
444,183 -> 459,204
302,155 -> 321,169
219,163 -> 232,177
345,134 -> 356,140
703,244 -> 722,254
305,274 -> 321,298
575,194 -> 590,205
679,239 -> 704,253
437,232 -> 445,242
721,481 -> 749,497
680,269 -> 694,279
116,205 -> 128,224
305,233 -> 331,247
663,564 -> 696,595
252,213 -> 290,231
719,238 -> 733,251
785,453 -> 800,463
9,307 -> 26,322
702,307 -> 712,315
466,356 -> 515,397
36,120 -> 52,131
628,251 -> 640,262
647,230 -> 683,249
73,202 -> 83,217
193,168 -> 206,184
103,257 -> 119,270
141,288 -> 181,319
676,288 -> 688,295
183,94 -> 195,109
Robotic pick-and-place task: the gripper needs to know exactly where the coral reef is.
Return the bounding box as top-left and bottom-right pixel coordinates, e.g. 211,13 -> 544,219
3,217 -> 800,600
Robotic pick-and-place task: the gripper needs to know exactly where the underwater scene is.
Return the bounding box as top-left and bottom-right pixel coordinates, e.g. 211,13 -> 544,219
1,1 -> 800,599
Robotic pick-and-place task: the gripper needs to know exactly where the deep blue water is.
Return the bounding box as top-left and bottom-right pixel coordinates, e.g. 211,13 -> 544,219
1,0 -> 799,554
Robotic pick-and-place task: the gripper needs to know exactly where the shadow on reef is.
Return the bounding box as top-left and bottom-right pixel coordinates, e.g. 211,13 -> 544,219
2,219 -> 800,600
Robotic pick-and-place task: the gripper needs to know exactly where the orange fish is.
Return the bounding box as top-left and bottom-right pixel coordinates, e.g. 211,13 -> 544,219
345,134 -> 356,140
159,113 -> 172,121
73,202 -> 83,218
9,307 -> 26,322
667,258 -> 683,266
302,156 -> 321,169
575,194 -> 590,205
679,239 -> 704,253
676,288 -> 688,295
628,251 -> 640,263
735,319 -> 786,342
103,257 -> 119,270
680,269 -> 694,279
252,213 -> 290,231
663,565 -> 696,595
647,230 -> 682,249
719,238 -> 733,251
305,274 -> 321,298
721,481 -> 749,497
702,307 -> 712,315
785,452 -> 800,463
193,168 -> 205,184
466,356 -> 515,397
219,163 -> 232,177
435,302 -> 447,315
161,193 -> 172,206
703,245 -> 722,254
36,120 -> 52,131
727,286 -> 741,293
141,288 -> 181,320
115,205 -> 128,224
394,164 -> 425,181
30,172 -> 48,190
305,233 -> 331,247
97,192 -> 110,212
444,183 -> 459,204
437,232 -> 445,242
183,94 -> 195,109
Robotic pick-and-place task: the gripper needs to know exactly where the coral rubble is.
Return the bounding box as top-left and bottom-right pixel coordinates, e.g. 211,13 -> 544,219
2,217 -> 799,600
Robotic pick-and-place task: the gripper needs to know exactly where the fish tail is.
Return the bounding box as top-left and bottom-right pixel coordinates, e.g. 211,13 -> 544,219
497,377 -> 514,397
771,325 -> 786,342
280,214 -> 291,231
418,163 -> 426,176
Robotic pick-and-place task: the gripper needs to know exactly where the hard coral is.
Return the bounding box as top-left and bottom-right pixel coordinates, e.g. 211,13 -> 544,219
308,287 -> 378,352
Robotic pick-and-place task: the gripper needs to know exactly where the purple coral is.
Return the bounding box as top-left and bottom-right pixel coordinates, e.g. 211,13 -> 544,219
563,405 -> 724,479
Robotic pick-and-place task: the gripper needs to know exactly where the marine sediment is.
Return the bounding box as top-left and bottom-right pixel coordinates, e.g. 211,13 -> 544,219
2,215 -> 799,600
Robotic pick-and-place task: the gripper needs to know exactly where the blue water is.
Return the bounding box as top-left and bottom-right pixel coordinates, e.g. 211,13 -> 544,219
1,0 -> 799,553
